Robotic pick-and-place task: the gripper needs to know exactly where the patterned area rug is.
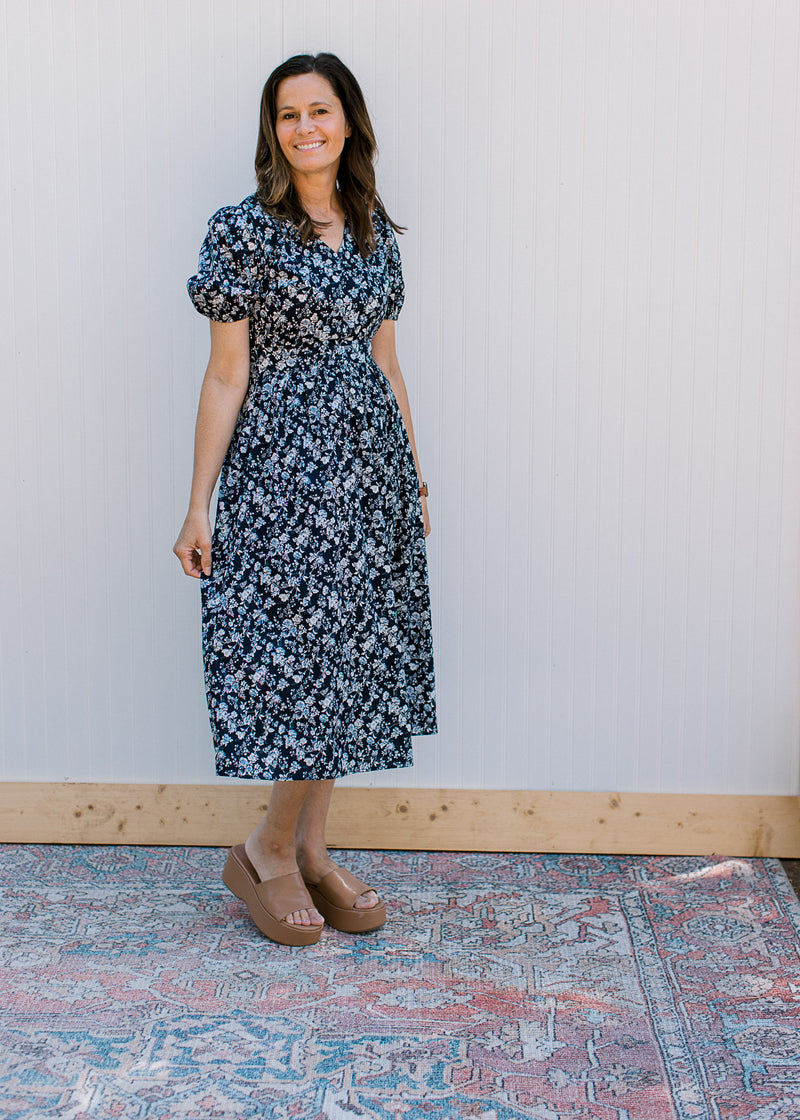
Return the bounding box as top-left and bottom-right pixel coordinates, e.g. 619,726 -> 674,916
2,847 -> 800,1119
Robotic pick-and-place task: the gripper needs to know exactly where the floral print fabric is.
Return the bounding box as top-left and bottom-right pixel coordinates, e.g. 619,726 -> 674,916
187,194 -> 437,780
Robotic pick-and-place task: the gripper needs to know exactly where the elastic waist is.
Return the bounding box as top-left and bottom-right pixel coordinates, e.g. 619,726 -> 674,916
253,337 -> 372,364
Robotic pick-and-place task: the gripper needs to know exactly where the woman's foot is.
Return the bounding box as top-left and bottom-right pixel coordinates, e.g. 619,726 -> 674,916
244,836 -> 324,928
297,851 -> 381,911
297,851 -> 387,933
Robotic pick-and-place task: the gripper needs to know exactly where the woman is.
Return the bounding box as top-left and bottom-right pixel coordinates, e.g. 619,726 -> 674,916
173,53 -> 437,947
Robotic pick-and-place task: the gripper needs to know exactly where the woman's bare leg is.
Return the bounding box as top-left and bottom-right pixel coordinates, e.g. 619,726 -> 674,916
245,778 -> 380,924
244,780 -> 324,928
294,780 -> 380,911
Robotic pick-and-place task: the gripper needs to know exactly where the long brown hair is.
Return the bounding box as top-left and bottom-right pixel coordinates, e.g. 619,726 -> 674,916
255,52 -> 403,258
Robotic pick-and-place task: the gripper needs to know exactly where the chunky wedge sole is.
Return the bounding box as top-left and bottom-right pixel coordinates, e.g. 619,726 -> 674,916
305,867 -> 387,934
222,845 -> 323,947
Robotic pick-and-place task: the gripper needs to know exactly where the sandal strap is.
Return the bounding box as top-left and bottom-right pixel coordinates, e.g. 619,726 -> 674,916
311,866 -> 376,909
253,871 -> 315,923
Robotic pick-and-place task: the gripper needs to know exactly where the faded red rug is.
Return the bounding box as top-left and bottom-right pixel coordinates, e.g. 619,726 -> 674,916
2,847 -> 800,1118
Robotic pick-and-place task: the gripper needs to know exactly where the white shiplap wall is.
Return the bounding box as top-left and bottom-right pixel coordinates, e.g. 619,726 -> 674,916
1,0 -> 799,793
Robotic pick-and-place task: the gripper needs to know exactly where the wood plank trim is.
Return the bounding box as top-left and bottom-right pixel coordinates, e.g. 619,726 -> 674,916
1,784 -> 799,855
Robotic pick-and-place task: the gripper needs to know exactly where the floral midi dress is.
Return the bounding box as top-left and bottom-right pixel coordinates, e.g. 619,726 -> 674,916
187,194 -> 437,780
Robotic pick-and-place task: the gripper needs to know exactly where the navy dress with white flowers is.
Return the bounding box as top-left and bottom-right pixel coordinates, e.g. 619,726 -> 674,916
187,194 -> 437,780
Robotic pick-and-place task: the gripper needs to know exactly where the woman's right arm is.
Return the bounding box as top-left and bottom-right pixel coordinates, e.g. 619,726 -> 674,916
173,318 -> 250,578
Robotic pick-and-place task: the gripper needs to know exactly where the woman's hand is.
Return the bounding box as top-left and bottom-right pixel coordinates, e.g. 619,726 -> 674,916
173,510 -> 213,578
421,495 -> 430,537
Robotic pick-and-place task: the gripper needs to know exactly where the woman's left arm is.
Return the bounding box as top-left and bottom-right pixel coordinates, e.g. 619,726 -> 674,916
371,319 -> 430,537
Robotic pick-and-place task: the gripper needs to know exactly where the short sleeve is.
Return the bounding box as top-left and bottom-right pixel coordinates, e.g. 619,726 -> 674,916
187,206 -> 257,322
383,223 -> 405,321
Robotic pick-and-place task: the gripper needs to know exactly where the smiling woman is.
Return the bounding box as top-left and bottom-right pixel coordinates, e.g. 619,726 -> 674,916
272,73 -> 354,251
254,53 -> 396,258
173,53 -> 437,946
275,79 -> 351,168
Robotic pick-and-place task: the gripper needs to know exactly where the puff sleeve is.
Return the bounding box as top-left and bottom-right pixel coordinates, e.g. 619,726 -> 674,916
383,223 -> 405,321
187,206 -> 258,322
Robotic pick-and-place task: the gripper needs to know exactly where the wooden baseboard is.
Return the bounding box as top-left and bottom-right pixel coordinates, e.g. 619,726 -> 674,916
1,783 -> 799,855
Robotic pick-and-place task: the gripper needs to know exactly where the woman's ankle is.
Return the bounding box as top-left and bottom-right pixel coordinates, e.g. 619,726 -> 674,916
245,828 -> 297,864
295,838 -> 333,873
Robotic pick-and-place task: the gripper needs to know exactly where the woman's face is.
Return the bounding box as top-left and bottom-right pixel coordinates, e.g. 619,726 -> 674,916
274,73 -> 352,179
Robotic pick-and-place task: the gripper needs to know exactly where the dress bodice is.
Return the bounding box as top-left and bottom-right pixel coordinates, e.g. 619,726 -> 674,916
188,195 -> 404,367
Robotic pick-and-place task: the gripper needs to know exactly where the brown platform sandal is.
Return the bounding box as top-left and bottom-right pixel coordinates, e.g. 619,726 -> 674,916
303,866 -> 387,933
222,844 -> 323,947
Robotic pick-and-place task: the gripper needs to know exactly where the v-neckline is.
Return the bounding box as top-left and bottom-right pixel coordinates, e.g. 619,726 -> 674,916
319,221 -> 348,256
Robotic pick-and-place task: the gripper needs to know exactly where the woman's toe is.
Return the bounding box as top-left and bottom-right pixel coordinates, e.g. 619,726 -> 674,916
285,908 -> 322,926
354,889 -> 380,910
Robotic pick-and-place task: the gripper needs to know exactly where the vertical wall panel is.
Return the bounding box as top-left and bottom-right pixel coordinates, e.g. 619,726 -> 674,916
1,0 -> 799,794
